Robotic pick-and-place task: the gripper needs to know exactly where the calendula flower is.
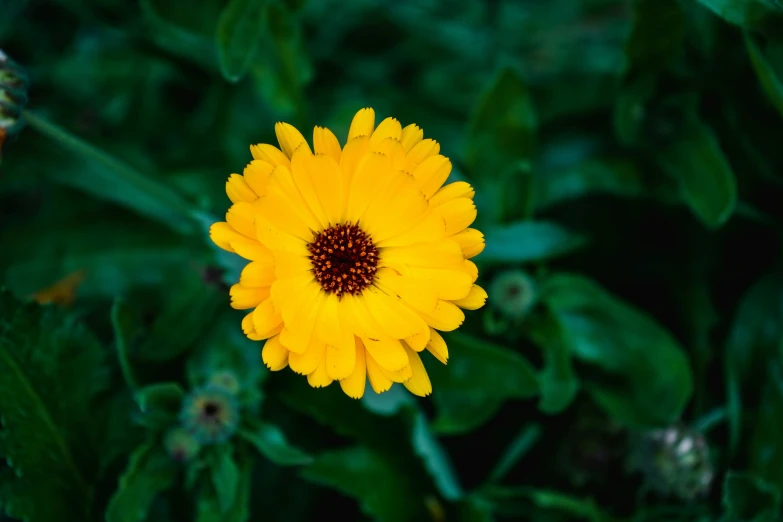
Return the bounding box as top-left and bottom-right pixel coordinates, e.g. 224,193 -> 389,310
210,108 -> 486,399
179,385 -> 240,444
30,270 -> 86,306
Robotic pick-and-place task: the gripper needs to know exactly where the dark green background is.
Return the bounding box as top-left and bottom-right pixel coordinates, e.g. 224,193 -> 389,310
2,0 -> 783,520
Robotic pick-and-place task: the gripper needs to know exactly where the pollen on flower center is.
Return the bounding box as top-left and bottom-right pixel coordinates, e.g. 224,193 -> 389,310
308,223 -> 379,298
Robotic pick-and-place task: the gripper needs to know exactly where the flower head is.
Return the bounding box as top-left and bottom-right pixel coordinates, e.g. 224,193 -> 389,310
179,385 -> 240,444
210,108 -> 486,398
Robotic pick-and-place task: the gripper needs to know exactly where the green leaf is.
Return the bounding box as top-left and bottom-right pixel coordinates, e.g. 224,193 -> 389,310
496,162 -> 536,222
540,274 -> 693,427
0,291 -> 105,522
624,0 -> 685,76
657,114 -> 737,228
482,486 -> 611,522
22,111 -> 200,235
211,444 -> 240,513
216,0 -> 267,83
746,33 -> 783,119
134,383 -> 185,430
111,298 -> 141,390
140,0 -> 219,70
430,332 -> 539,434
106,442 -> 177,522
480,221 -> 587,265
750,360 -> 783,491
526,314 -> 580,414
239,423 -> 313,466
722,471 -> 781,522
466,67 -> 537,179
724,272 -> 783,453
302,446 -> 428,522
410,410 -> 462,501
694,0 -> 783,28
196,453 -> 252,522
486,424 -> 542,484
137,272 -> 224,362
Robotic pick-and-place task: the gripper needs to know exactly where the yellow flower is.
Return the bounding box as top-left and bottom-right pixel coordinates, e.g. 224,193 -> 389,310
210,108 -> 487,399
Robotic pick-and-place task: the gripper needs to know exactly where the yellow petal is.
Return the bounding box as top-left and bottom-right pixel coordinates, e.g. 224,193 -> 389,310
314,126 -> 342,163
404,139 -> 439,172
362,288 -> 429,340
226,174 -> 257,204
405,327 -> 430,352
365,350 -> 393,393
315,294 -> 354,350
452,284 -> 487,310
376,211 -> 447,248
226,202 -> 256,238
242,312 -> 262,341
381,239 -> 465,270
370,117 -> 402,147
452,228 -> 485,259
431,181 -> 475,206
264,164 -> 322,235
379,362 -> 413,383
270,273 -> 314,317
418,301 -> 465,332
275,122 -> 311,158
262,335 -> 288,371
345,152 -> 393,223
435,198 -> 477,236
273,250 -> 312,279
230,284 -> 270,310
403,267 -> 473,300
371,137 -> 406,171
326,341 -> 356,380
278,283 -> 325,354
255,215 -> 310,256
289,341 -> 326,375
425,328 -> 448,364
250,143 -> 290,167
375,268 -> 438,313
290,151 -> 329,228
362,337 -> 409,372
240,260 -> 275,287
244,160 -> 274,197
304,153 -> 345,225
210,222 -> 258,253
339,342 -> 367,399
252,298 -> 283,338
360,173 -> 428,243
339,136 -> 370,192
412,155 -> 452,199
348,107 -> 375,140
307,351 -> 333,388
402,344 -> 432,397
232,240 -> 274,262
400,123 -> 423,152
463,260 -> 479,283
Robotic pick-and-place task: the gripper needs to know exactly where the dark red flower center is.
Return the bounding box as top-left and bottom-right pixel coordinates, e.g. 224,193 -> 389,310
308,224 -> 379,298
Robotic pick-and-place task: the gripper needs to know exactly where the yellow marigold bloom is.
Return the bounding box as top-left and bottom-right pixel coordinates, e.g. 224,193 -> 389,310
210,108 -> 486,399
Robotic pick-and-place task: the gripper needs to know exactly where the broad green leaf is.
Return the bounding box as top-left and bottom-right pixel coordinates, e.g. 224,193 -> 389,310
22,111 -> 199,235
724,272 -> 783,452
624,0 -> 685,76
480,221 -> 587,265
694,0 -> 783,28
482,486 -> 611,522
196,453 -> 252,522
526,314 -> 580,414
302,446 -> 429,522
540,274 -> 693,427
657,114 -> 737,228
746,33 -> 783,119
111,298 -> 141,390
722,471 -> 781,522
134,383 -> 185,429
106,442 -> 177,522
211,444 -> 240,513
0,291 -> 105,522
216,0 -> 267,83
239,423 -> 313,466
137,271 -> 224,362
466,67 -> 536,179
486,424 -> 542,484
430,332 -> 539,434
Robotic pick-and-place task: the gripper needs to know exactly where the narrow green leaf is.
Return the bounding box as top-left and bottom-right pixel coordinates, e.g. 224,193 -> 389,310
430,332 -> 539,434
482,486 -> 611,522
106,442 -> 177,522
746,33 -> 783,119
486,424 -> 542,484
111,298 -> 141,390
540,273 -> 693,427
0,291 -> 104,522
196,453 -> 252,522
216,0 -> 267,83
211,444 -> 240,513
722,471 -> 781,522
466,67 -> 536,179
410,411 -> 462,500
481,221 -> 586,264
239,423 -> 313,466
694,0 -> 783,28
657,115 -> 737,228
22,111 -> 199,235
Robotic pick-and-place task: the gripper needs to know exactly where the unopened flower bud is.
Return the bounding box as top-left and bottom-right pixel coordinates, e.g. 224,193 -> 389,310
179,385 -> 240,445
488,269 -> 537,319
164,427 -> 201,462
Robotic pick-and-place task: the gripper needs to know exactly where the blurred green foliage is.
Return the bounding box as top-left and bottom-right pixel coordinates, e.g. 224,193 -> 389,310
2,0 -> 783,520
